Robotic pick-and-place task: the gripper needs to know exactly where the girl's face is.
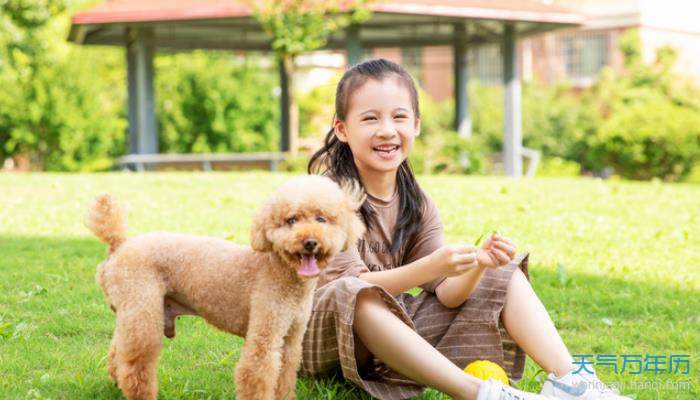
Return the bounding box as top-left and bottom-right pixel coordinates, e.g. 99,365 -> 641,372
334,77 -> 420,175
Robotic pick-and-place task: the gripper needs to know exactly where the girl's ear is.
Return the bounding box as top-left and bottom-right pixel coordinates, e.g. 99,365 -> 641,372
334,119 -> 349,143
415,117 -> 421,137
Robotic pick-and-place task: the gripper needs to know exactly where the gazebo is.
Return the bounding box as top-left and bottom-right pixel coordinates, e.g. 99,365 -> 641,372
68,0 -> 582,176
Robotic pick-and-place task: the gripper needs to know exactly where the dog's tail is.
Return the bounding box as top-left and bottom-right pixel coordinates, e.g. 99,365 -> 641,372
85,193 -> 128,254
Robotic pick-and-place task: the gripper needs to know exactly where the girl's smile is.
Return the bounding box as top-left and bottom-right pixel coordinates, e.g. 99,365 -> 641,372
373,143 -> 400,160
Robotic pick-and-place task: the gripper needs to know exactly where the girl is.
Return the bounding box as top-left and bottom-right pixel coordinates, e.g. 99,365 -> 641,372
300,59 -> 629,400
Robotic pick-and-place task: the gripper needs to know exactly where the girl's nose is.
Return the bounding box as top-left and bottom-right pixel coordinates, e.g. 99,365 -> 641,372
377,121 -> 397,138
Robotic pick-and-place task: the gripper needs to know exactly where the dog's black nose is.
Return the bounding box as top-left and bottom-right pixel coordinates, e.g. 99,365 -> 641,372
303,239 -> 318,252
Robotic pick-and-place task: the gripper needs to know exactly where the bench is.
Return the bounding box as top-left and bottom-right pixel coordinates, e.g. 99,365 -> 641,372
115,152 -> 286,172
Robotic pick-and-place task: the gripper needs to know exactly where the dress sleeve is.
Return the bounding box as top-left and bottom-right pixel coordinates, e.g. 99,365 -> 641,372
403,192 -> 447,293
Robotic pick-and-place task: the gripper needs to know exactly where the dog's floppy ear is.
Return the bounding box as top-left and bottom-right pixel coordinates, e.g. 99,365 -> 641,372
338,179 -> 367,251
250,202 -> 273,252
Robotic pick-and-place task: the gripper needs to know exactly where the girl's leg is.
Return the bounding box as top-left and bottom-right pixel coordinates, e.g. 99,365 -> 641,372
502,267 -> 575,377
353,289 -> 480,400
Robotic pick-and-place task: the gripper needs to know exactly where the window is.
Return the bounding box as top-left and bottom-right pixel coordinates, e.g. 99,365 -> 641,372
401,46 -> 423,85
468,44 -> 503,85
556,31 -> 610,84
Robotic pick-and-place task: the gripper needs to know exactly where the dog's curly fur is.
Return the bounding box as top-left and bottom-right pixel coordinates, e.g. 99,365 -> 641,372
86,175 -> 366,400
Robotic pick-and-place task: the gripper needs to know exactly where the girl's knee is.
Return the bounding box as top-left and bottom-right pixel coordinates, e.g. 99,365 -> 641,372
508,266 -> 528,289
355,288 -> 385,310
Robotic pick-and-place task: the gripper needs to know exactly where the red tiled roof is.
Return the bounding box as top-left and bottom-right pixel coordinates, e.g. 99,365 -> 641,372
72,0 -> 250,24
373,0 -> 581,24
72,0 -> 582,25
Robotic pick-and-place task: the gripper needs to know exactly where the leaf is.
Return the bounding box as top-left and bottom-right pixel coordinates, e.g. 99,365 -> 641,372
474,230 -> 498,246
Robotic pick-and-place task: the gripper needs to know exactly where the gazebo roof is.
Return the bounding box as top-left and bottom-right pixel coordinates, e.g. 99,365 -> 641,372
69,0 -> 584,50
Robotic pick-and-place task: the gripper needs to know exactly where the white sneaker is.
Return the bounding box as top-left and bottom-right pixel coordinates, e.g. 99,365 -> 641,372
477,378 -> 560,400
539,368 -> 632,399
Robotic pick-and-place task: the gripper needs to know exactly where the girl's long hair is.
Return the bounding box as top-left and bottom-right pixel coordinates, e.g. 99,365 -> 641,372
308,58 -> 426,261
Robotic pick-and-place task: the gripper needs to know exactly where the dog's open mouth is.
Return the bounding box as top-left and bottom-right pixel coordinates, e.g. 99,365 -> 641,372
297,253 -> 320,277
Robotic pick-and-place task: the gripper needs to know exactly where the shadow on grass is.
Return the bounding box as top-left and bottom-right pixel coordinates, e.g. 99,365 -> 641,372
1,235 -> 697,399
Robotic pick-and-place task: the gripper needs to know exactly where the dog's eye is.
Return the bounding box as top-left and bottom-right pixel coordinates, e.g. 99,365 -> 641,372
316,216 -> 327,223
286,217 -> 297,226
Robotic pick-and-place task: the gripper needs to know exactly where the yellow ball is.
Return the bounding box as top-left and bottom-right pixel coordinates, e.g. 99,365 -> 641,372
464,360 -> 509,385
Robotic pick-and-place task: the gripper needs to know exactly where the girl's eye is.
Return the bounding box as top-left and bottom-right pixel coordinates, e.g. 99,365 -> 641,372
316,216 -> 327,223
395,114 -> 408,119
286,217 -> 297,225
362,116 -> 377,121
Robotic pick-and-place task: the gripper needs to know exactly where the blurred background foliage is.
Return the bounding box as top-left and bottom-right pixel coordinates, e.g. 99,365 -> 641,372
1,1 -> 699,180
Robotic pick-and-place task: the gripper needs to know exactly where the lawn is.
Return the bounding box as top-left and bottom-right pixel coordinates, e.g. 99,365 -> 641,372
1,172 -> 698,399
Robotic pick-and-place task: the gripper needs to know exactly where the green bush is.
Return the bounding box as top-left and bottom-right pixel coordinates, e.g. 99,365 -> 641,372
579,30 -> 700,180
156,52 -> 279,153
468,81 -> 599,161
0,1 -> 282,171
466,30 -> 700,181
0,2 -> 127,171
588,99 -> 700,180
298,75 -> 337,138
523,83 -> 599,163
468,81 -> 503,153
410,129 -> 489,175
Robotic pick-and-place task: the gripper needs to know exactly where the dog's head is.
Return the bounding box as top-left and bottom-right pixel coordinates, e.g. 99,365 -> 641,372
250,175 -> 366,279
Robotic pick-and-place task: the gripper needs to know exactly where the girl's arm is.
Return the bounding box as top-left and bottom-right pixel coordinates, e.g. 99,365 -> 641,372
357,252 -> 487,307
434,265 -> 487,308
357,244 -> 478,299
357,254 -> 442,297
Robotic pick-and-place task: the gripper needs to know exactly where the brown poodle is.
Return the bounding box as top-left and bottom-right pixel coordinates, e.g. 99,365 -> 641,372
85,175 -> 366,400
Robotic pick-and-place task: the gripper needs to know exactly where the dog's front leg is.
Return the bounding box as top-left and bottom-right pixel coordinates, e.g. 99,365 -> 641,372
274,317 -> 308,400
234,304 -> 291,400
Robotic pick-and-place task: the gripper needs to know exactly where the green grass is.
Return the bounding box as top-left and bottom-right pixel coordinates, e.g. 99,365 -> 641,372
1,172 -> 698,399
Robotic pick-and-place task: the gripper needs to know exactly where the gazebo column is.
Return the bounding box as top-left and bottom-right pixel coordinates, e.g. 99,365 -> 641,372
346,24 -> 362,66
126,27 -> 158,155
503,23 -> 522,177
453,22 -> 471,139
278,56 -> 298,155
279,57 -> 290,153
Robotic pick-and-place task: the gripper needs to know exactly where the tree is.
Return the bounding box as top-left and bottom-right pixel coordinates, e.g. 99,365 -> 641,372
0,0 -> 129,171
244,0 -> 371,155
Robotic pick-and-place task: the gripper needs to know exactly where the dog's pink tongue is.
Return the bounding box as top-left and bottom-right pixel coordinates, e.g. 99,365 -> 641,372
298,254 -> 319,277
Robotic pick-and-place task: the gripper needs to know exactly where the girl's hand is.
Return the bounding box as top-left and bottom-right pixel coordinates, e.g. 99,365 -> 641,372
477,234 -> 517,268
429,244 -> 479,277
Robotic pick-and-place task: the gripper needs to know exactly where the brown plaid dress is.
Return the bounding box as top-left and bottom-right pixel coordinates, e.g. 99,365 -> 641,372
298,187 -> 531,399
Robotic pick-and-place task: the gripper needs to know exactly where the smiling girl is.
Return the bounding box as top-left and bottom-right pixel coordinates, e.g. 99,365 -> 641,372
301,59 -> 629,400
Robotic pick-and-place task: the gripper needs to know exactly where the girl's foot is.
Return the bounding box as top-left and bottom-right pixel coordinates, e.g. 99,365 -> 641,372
477,378 -> 560,399
540,368 -> 632,399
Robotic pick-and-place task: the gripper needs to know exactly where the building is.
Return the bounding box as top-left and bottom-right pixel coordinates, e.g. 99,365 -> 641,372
369,0 -> 700,101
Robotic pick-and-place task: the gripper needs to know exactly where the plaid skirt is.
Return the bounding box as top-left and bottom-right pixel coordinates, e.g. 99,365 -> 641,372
299,253 -> 530,400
